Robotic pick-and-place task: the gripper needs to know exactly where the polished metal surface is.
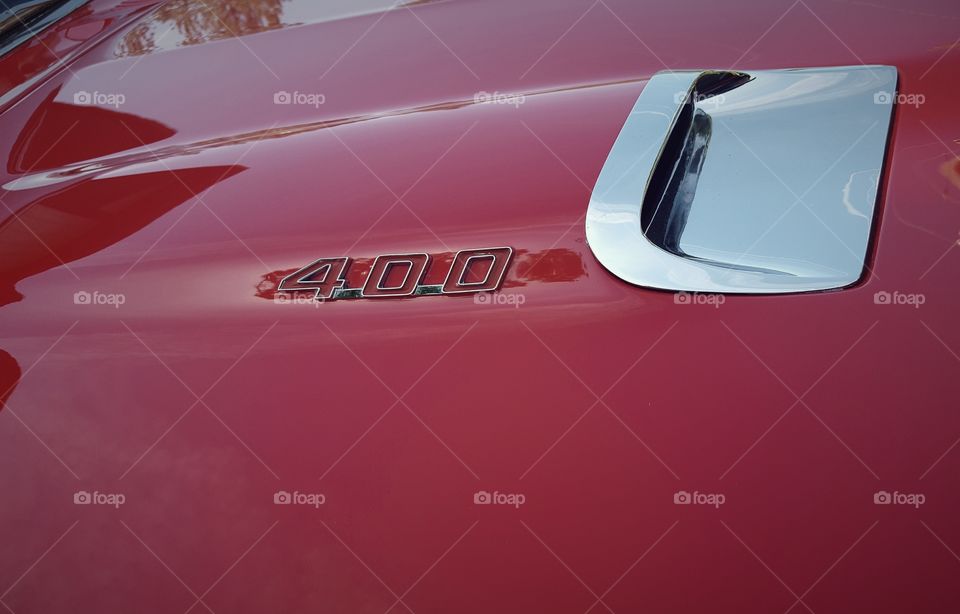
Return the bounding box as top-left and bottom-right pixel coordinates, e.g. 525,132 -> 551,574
586,65 -> 897,294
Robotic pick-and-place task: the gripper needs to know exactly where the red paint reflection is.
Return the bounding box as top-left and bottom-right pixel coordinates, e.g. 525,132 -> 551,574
0,166 -> 243,307
0,349 -> 19,410
0,155 -> 244,409
8,87 -> 176,172
504,247 -> 586,287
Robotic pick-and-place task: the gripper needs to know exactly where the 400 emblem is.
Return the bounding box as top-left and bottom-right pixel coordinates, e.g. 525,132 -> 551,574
277,247 -> 513,301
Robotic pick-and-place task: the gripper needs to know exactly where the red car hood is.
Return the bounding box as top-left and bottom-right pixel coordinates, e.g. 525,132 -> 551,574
1,0 -> 960,612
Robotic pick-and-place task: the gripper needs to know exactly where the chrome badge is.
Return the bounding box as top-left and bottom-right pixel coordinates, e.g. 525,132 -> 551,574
276,247 -> 513,301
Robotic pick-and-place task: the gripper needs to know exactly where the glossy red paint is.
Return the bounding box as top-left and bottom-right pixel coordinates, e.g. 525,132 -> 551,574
1,0 -> 960,612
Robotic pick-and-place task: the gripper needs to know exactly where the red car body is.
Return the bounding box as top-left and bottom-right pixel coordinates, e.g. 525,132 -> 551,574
1,0 -> 959,612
